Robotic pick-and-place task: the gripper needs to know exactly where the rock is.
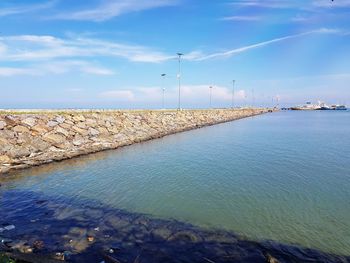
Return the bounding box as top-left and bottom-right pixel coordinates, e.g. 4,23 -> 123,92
266,254 -> 280,263
72,136 -> 85,146
13,125 -> 30,133
76,122 -> 86,129
0,121 -> 6,130
98,127 -> 109,135
0,155 -> 11,164
43,133 -> 67,146
73,115 -> 85,122
32,124 -> 48,133
7,146 -> 31,158
55,116 -> 65,124
72,126 -> 88,136
21,117 -> 37,127
55,126 -> 69,137
33,240 -> 45,250
47,120 -> 59,127
4,115 -> 17,126
88,127 -> 100,136
30,137 -> 51,151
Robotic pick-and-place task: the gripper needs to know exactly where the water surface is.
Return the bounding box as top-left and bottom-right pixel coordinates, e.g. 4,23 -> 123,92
1,111 -> 350,255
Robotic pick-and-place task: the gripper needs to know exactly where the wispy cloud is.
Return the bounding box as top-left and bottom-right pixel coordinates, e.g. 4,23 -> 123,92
0,34 -> 173,63
221,15 -> 261,21
53,0 -> 178,22
191,28 -> 342,61
99,85 -> 247,104
0,60 -> 114,77
229,0 -> 293,9
0,1 -> 56,17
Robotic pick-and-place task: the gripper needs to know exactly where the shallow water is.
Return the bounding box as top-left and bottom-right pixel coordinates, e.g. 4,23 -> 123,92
1,110 -> 350,256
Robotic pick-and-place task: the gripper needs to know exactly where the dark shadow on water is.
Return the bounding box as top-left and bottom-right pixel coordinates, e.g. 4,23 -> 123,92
1,189 -> 349,263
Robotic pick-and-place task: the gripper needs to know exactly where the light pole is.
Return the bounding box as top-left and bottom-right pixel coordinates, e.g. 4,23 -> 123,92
209,86 -> 213,108
161,73 -> 166,109
231,80 -> 235,109
177,53 -> 183,110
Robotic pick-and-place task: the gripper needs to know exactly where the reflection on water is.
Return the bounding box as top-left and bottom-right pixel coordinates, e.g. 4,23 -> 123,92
1,111 -> 350,257
1,190 -> 349,262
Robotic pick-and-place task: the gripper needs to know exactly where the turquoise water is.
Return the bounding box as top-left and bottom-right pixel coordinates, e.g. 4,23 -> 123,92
2,111 -> 350,255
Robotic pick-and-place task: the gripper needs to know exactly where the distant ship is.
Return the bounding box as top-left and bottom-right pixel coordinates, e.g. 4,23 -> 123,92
291,102 -> 320,110
291,102 -> 347,111
332,105 -> 347,110
319,103 -> 347,110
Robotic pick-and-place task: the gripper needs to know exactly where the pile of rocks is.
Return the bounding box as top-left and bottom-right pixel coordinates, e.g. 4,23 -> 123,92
0,109 -> 267,174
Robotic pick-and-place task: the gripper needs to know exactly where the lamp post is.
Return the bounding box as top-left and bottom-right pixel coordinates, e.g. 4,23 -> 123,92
161,73 -> 166,109
209,86 -> 213,108
177,53 -> 183,110
231,80 -> 235,109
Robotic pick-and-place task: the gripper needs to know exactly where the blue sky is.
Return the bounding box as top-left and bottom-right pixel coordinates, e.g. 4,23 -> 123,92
0,0 -> 350,109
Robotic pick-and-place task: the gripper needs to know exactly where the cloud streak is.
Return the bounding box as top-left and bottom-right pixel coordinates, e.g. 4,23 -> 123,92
0,34 -> 173,63
0,1 -> 56,17
53,0 -> 178,22
191,28 -> 341,61
221,16 -> 261,21
0,60 -> 114,77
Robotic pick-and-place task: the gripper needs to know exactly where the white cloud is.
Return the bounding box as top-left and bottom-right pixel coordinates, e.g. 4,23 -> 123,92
53,0 -> 178,22
0,60 -> 114,77
229,0 -> 293,9
0,1 -> 56,17
221,16 -> 262,21
99,90 -> 136,101
0,34 -> 172,63
98,85 -> 247,105
0,67 -> 40,77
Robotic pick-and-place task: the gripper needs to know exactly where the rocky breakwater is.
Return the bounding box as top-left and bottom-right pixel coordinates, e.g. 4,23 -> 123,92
0,109 -> 268,174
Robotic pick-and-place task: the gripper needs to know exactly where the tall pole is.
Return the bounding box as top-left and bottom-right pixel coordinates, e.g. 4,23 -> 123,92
232,80 -> 235,109
177,53 -> 183,110
251,89 -> 255,108
161,73 -> 166,109
209,86 -> 213,108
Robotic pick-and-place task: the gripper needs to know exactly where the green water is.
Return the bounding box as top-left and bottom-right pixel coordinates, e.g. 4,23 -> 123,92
2,111 -> 350,255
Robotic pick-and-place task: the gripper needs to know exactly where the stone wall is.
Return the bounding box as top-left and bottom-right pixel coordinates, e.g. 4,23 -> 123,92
0,109 -> 269,174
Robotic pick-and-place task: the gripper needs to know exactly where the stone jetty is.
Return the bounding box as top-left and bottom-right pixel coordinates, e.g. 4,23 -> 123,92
0,109 -> 269,174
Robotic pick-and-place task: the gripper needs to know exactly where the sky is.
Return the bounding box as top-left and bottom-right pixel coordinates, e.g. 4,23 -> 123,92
0,0 -> 350,109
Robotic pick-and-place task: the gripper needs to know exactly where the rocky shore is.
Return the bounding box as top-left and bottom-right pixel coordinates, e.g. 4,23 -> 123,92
0,109 -> 269,174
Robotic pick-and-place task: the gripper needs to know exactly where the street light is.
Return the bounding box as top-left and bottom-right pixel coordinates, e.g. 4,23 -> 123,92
161,73 -> 166,109
176,53 -> 183,110
209,86 -> 213,109
231,80 -> 235,109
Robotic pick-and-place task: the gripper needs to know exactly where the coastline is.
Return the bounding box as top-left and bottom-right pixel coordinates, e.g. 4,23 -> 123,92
0,108 -> 270,174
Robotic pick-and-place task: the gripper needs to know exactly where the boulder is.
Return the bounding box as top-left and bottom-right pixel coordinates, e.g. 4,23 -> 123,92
88,127 -> 100,136
32,124 -> 49,133
0,155 -> 11,164
55,116 -> 65,124
47,120 -> 59,127
73,115 -> 85,122
6,146 -> 31,158
55,126 -> 70,137
13,125 -> 30,133
72,126 -> 88,136
4,115 -> 17,126
0,120 -> 6,130
21,117 -> 37,127
43,132 -> 67,146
